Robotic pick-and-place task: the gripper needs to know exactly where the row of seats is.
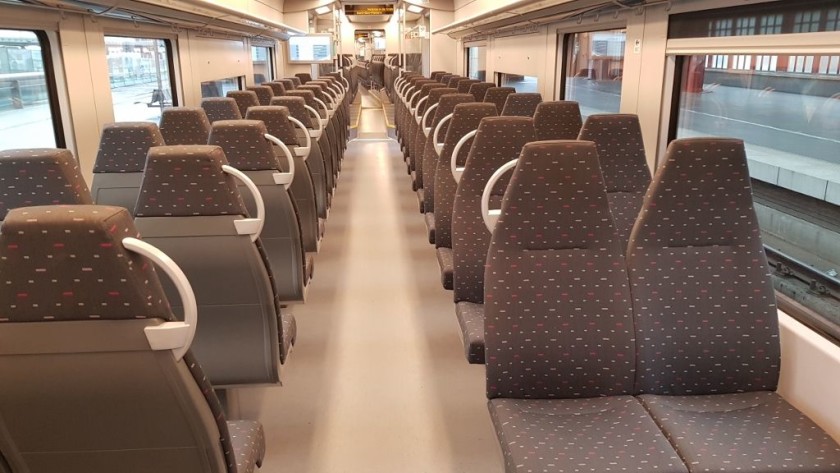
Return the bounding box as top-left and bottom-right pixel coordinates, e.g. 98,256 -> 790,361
390,71 -> 840,472
0,69 -> 357,472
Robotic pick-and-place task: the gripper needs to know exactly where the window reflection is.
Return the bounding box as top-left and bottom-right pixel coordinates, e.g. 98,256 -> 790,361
105,36 -> 175,123
563,29 -> 626,117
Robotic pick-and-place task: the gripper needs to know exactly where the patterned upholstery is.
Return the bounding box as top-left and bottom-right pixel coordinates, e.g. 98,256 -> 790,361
415,88 -> 459,193
501,92 -> 542,117
455,301 -> 484,364
456,79 -> 479,94
438,73 -> 453,85
286,89 -> 319,116
409,83 -> 446,173
245,86 -> 274,106
227,91 -> 261,118
272,96 -> 313,132
135,145 -> 247,218
483,87 -> 516,114
208,120 -> 281,171
446,76 -> 464,88
295,73 -> 312,84
533,101 -> 582,141
159,107 -> 212,145
94,122 -> 165,172
298,85 -> 329,107
578,114 -> 651,247
468,82 -> 494,102
264,81 -> 286,96
0,148 -> 92,220
245,105 -> 299,146
430,71 -> 446,80
202,98 -> 243,124
627,138 -> 779,395
453,116 -> 535,304
227,420 -> 266,473
287,76 -> 302,87
278,79 -> 296,91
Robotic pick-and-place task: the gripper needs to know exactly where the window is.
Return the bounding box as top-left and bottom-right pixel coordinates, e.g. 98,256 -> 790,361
105,36 -> 176,123
0,29 -> 63,148
466,46 -> 486,81
251,45 -> 273,84
497,72 -> 537,93
201,77 -> 242,98
562,29 -> 625,117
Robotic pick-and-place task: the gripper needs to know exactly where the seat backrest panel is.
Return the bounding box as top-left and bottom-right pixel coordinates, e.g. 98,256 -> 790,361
201,98 -> 243,123
501,93 -> 542,117
159,108 -> 212,146
483,87 -> 515,115
533,101 -> 582,141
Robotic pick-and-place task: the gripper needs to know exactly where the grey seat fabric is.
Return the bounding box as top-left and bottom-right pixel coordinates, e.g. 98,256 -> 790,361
533,101 -> 582,140
246,86 -> 274,106
467,82 -> 494,102
91,123 -> 165,214
227,90 -> 261,118
626,138 -> 840,471
202,97 -> 243,123
485,141 -> 686,473
433,103 -> 497,290
209,119 -> 311,302
134,145 -> 286,385
452,116 -> 535,363
295,73 -> 312,84
455,78 -> 479,94
0,205 -> 265,473
409,83 -> 445,183
278,78 -> 296,91
578,114 -> 651,247
446,76 -> 464,88
298,85 -> 340,190
483,87 -> 515,114
159,107 -> 212,145
415,88 -> 461,216
264,81 -> 286,96
287,89 -> 336,198
287,76 -> 302,87
500,92 -> 542,117
402,79 -> 435,158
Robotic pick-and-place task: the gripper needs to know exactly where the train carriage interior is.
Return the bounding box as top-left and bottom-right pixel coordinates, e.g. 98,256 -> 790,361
0,0 -> 839,471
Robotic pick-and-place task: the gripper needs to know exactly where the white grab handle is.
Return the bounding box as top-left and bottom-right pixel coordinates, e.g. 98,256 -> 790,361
481,159 -> 517,232
222,164 -> 266,242
433,113 -> 452,155
312,98 -> 331,126
409,90 -> 422,113
124,236 -> 198,362
263,133 -> 296,189
404,86 -> 416,105
288,116 -> 312,160
422,103 -> 439,135
414,96 -> 428,124
303,104 -> 324,138
450,129 -> 477,184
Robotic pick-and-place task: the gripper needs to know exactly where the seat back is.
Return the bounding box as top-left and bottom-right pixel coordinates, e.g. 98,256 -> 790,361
226,90 -> 261,118
278,78 -> 296,91
201,98 -> 243,123
272,96 -> 313,132
456,79 -> 479,93
578,114 -> 651,247
246,86 -> 274,106
431,71 -> 446,80
453,116 -> 535,304
483,87 -> 515,114
134,145 -> 281,385
626,138 -> 780,395
159,107 -> 212,145
438,73 -> 453,85
0,148 -> 92,222
285,90 -> 321,124
421,91 -> 472,209
245,105 -> 300,147
485,140 -> 635,399
264,81 -> 287,96
295,73 -> 312,84
287,77 -> 302,87
0,204 -> 235,473
434,102 -> 498,250
467,82 -> 494,102
501,92 -> 542,116
533,101 -> 582,140
446,76 -> 464,88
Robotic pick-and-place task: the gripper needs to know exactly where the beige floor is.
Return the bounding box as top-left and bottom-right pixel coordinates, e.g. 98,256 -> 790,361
233,91 -> 504,473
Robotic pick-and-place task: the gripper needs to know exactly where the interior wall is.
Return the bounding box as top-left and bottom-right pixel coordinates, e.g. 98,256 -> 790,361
429,10 -> 456,74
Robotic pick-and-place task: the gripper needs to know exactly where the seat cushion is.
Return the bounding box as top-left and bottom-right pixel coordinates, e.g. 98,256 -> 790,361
424,212 -> 436,244
416,188 -> 425,213
639,391 -> 840,472
305,253 -> 315,282
226,420 -> 266,473
489,397 -> 688,473
280,312 -> 297,364
456,301 -> 485,364
435,247 -> 454,290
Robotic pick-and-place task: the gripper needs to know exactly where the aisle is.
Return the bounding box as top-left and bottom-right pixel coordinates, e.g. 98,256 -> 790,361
233,89 -> 503,472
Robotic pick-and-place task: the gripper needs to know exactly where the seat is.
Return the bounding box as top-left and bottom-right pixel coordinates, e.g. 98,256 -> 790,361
467,82 -> 494,102
484,141 -> 687,473
455,78 -> 479,93
245,86 -> 274,106
434,103 -> 497,290
295,73 -> 312,84
134,145 -> 290,385
287,89 -> 336,198
278,78 -> 296,91
533,101 -> 582,140
446,76 -> 465,88
90,123 -> 164,214
452,116 -> 535,363
408,83 -> 446,182
627,138 -> 840,472
483,87 -> 516,114
500,92 -> 542,117
298,85 -> 340,187
287,76 -> 302,88
0,204 -> 265,473
264,81 -> 286,96
0,148 -> 92,221
577,114 -> 650,246
227,90 -> 261,118
159,107 -> 212,145
402,79 -> 436,158
438,73 -> 453,85
202,97 -> 243,123
414,87 -> 460,214
396,75 -> 424,144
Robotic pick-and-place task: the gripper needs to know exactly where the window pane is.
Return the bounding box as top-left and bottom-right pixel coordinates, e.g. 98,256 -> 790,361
252,46 -> 272,84
201,77 -> 242,98
105,36 -> 174,122
498,72 -> 537,93
670,0 -> 839,38
466,46 -> 486,81
0,29 -> 59,148
564,29 -> 625,117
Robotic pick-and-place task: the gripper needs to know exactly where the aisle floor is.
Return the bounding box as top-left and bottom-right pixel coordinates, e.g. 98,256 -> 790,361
233,90 -> 504,473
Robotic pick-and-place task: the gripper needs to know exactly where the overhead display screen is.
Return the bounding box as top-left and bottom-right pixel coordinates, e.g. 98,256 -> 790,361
288,34 -> 333,64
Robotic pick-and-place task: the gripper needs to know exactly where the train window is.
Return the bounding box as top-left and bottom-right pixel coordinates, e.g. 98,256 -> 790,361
252,46 -> 273,84
466,46 -> 486,81
105,36 -> 176,123
562,29 -> 626,117
201,77 -> 242,98
0,29 -> 63,148
496,73 -> 538,93
670,0 -> 840,38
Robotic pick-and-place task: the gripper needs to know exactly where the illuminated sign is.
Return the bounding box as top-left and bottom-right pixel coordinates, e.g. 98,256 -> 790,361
344,5 -> 395,15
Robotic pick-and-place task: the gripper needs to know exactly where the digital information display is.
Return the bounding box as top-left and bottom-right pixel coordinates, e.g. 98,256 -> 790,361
288,35 -> 333,63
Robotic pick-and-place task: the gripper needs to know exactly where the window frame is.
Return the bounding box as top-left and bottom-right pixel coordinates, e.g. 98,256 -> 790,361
250,43 -> 275,84
558,26 -> 629,117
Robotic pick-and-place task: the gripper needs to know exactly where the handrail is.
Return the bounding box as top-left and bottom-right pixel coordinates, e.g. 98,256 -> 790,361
414,96 -> 428,124
303,104 -> 324,138
287,116 -> 312,159
450,129 -> 477,183
422,103 -> 439,135
481,159 -> 517,232
433,113 -> 453,155
222,164 -> 266,241
263,133 -> 296,189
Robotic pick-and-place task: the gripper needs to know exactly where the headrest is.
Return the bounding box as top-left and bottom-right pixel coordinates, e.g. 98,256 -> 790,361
456,79 -> 479,93
201,98 -> 243,124
419,83 -> 444,97
158,108 -> 211,146
94,122 -> 165,173
298,85 -> 327,103
285,90 -> 318,111
0,205 -> 172,322
226,91 -> 260,118
441,103 -> 498,168
432,93 -> 474,132
288,77 -> 302,87
628,138 -> 760,249
208,120 -> 281,171
501,93 -> 542,117
135,145 -> 247,218
431,71 -> 446,80
483,87 -> 516,114
245,106 -> 299,145
446,76 -> 464,88
461,116 -> 535,196
468,82 -> 494,102
578,114 -> 650,193
271,96 -> 312,128
497,140 -> 619,251
427,87 -> 457,107
264,82 -> 286,96
532,101 -> 582,142
0,149 -> 92,220
278,79 -> 296,90
438,74 -> 453,84
245,86 -> 274,106
295,73 -> 312,84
